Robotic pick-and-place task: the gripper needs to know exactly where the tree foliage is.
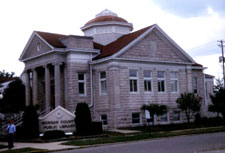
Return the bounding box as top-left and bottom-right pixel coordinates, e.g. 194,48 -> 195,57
141,104 -> 168,125
208,87 -> 225,120
0,78 -> 25,113
176,93 -> 201,123
0,70 -> 15,83
75,102 -> 92,135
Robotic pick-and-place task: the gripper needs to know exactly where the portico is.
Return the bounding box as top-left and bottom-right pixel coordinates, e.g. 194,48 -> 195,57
24,62 -> 65,113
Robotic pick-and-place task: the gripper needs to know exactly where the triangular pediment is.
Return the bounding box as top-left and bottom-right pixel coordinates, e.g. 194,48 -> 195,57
19,32 -> 54,61
39,106 -> 75,120
113,25 -> 195,64
39,106 -> 75,132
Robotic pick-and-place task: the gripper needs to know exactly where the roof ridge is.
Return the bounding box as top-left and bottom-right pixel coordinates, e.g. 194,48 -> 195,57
35,31 -> 67,48
94,25 -> 155,59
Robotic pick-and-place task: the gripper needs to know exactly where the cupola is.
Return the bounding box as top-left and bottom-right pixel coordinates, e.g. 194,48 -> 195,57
81,9 -> 133,45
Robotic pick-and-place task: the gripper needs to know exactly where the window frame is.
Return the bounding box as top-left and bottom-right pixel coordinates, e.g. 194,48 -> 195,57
170,71 -> 179,93
173,111 -> 181,122
193,77 -> 198,94
160,112 -> 169,123
144,70 -> 152,93
129,70 -> 139,93
100,114 -> 108,126
78,73 -> 86,96
132,112 -> 141,124
99,71 -> 107,95
157,71 -> 166,92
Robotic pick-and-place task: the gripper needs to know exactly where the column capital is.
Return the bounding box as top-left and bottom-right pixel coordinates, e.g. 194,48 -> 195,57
53,62 -> 63,66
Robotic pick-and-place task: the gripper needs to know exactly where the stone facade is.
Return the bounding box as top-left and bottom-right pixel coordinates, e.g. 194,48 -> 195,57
19,10 -> 214,130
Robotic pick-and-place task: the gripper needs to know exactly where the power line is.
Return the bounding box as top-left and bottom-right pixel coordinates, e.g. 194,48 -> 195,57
217,40 -> 225,88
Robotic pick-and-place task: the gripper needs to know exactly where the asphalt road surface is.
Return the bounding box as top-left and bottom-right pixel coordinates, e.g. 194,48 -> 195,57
53,132 -> 225,153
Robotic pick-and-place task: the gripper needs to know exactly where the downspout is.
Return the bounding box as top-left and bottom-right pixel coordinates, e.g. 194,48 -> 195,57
89,53 -> 93,107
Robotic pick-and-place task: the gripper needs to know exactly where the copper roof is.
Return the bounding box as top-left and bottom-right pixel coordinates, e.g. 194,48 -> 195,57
85,15 -> 128,26
36,31 -> 66,48
94,25 -> 154,60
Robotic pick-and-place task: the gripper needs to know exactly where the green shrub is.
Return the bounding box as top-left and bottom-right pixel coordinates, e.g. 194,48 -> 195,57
91,122 -> 103,135
22,106 -> 39,139
75,102 -> 92,136
42,130 -> 65,140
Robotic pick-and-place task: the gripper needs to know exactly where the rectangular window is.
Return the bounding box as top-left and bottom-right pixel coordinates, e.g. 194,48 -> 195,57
132,113 -> 140,124
160,113 -> 168,122
100,72 -> 106,94
193,77 -> 198,94
101,114 -> 108,125
157,71 -> 165,92
170,72 -> 178,92
78,73 -> 86,95
173,111 -> 180,121
144,70 -> 152,92
129,70 -> 138,92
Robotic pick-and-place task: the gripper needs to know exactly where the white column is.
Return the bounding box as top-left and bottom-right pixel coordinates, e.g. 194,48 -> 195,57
32,68 -> 38,106
25,71 -> 31,106
54,63 -> 61,107
45,65 -> 51,112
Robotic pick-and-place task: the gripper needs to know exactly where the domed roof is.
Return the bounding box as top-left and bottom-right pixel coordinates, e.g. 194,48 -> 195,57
85,15 -> 128,26
84,9 -> 128,26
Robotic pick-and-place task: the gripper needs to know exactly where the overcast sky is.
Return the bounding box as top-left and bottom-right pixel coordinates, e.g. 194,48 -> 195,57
0,0 -> 224,78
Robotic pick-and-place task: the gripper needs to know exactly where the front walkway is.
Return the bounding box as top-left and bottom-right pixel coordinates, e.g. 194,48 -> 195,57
0,141 -> 79,152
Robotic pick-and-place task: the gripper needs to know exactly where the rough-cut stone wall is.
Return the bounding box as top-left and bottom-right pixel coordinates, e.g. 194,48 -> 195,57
120,31 -> 186,63
92,60 -> 193,129
23,35 -> 52,59
66,61 -> 91,112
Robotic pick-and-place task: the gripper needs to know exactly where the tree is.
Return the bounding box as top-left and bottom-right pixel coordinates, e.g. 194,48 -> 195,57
75,102 -> 92,135
208,87 -> 225,120
176,93 -> 201,123
0,78 -> 25,113
141,104 -> 168,125
0,70 -> 15,83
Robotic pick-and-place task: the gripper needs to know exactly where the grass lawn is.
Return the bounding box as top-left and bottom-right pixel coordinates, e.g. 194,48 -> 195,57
63,126 -> 225,146
0,148 -> 47,153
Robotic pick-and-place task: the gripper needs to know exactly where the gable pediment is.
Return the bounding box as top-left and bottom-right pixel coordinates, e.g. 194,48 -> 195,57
19,32 -> 53,61
116,25 -> 194,64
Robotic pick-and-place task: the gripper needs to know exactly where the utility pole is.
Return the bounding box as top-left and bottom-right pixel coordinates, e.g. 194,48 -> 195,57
218,40 -> 225,88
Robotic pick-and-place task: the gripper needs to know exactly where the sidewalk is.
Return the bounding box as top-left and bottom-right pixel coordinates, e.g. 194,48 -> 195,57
0,141 -> 79,152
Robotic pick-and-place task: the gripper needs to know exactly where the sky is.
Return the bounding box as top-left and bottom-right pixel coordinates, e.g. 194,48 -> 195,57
0,0 -> 224,79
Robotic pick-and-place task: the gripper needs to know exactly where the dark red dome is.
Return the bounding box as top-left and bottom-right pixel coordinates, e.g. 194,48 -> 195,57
85,15 -> 128,26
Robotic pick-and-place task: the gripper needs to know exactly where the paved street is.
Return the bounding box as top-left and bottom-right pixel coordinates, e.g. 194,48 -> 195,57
53,132 -> 225,153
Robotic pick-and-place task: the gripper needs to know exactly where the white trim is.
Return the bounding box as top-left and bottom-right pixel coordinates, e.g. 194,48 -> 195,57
91,57 -> 194,66
114,58 -> 193,65
112,25 -> 156,58
129,69 -> 139,93
154,25 -> 195,63
66,48 -> 100,53
38,106 -> 75,120
100,114 -> 108,126
19,32 -> 36,61
170,71 -> 179,93
91,24 -> 196,65
157,71 -> 166,93
78,73 -> 87,96
99,71 -> 107,95
19,31 -> 55,61
143,70 -> 153,93
35,32 -> 54,50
